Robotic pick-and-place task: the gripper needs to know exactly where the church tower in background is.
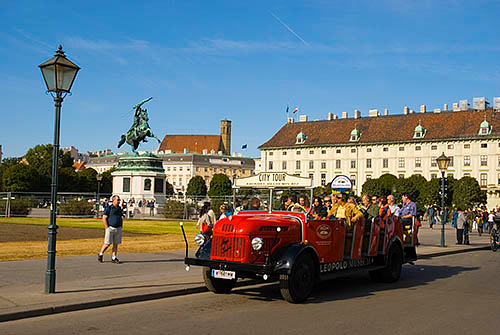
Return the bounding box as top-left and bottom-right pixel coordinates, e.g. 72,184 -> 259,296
220,119 -> 231,155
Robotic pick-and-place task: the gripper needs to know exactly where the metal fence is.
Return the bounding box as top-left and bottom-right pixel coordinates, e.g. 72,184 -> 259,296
0,191 -> 308,220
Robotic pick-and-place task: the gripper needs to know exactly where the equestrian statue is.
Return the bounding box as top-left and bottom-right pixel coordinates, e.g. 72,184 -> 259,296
118,97 -> 161,154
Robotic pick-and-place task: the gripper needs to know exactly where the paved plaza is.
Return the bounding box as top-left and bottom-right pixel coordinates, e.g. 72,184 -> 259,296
0,225 -> 490,322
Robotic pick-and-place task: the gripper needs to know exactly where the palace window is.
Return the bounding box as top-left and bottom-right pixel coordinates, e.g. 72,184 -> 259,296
321,150 -> 326,154
269,152 -> 273,156
296,160 -> 301,170
366,159 -> 372,168
309,160 -> 314,169
351,160 -> 356,169
415,146 -> 421,151
283,151 -> 287,155
398,174 -> 405,178
415,157 -> 421,168
431,145 -> 437,150
282,161 -> 287,170
431,174 -> 437,179
309,150 -> 314,155
383,158 -> 389,168
336,149 -> 341,154
480,173 -> 487,187
366,175 -> 372,180
321,161 -> 326,169
481,155 -> 488,166
448,156 -> 454,167
399,147 -> 405,151
268,161 -> 273,170
321,173 -> 326,186
351,148 -> 356,153
448,144 -> 454,149
464,156 -> 471,166
336,160 -> 341,169
367,148 -> 372,152
383,147 -> 388,152
464,143 -> 470,149
431,157 -> 437,167
481,143 -> 488,148
350,175 -> 356,186
398,158 -> 405,168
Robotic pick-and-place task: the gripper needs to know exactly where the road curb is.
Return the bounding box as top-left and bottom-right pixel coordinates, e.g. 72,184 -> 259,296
0,246 -> 490,323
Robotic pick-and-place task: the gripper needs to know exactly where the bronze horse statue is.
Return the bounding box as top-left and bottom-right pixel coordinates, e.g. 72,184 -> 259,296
118,97 -> 161,154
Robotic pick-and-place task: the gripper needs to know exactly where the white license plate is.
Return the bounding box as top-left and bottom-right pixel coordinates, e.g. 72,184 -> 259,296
211,269 -> 236,280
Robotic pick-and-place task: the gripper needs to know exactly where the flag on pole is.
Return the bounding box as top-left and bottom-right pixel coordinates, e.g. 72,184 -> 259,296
292,107 -> 299,114
242,144 -> 247,149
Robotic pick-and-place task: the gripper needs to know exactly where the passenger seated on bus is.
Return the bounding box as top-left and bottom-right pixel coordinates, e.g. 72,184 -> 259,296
361,194 -> 379,222
249,197 -> 261,210
298,195 -> 310,211
328,193 -> 363,229
282,195 -> 297,210
378,196 -> 391,228
311,197 -> 327,217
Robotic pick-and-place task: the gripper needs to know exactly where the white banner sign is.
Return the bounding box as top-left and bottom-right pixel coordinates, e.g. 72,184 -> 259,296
234,172 -> 312,188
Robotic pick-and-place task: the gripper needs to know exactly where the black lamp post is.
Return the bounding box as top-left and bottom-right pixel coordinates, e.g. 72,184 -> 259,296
39,45 -> 80,293
436,152 -> 450,248
96,174 -> 103,218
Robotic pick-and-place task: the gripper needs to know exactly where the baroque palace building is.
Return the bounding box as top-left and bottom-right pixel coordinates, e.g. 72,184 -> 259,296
259,105 -> 500,209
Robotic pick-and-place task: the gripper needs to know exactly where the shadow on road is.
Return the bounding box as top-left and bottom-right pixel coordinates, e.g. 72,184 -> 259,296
118,259 -> 184,264
229,264 -> 479,303
57,282 -> 203,294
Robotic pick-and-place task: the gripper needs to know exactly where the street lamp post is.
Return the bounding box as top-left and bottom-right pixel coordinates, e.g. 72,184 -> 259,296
436,152 -> 450,248
96,174 -> 103,218
39,45 -> 80,293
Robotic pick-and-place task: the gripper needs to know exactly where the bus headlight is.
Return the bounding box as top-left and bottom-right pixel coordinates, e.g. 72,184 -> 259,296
251,237 -> 264,251
195,233 -> 206,246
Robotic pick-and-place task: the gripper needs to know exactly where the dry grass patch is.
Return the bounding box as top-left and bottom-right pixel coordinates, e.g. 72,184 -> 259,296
0,235 -> 198,261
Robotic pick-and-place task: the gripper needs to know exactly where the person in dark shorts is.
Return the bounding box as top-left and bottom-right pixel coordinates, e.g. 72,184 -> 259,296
98,195 -> 124,263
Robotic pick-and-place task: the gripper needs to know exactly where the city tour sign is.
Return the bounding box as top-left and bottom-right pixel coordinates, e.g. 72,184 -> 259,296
234,172 -> 312,188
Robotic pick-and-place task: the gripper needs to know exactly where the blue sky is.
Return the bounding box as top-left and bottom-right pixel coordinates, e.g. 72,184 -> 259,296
1,0 -> 499,159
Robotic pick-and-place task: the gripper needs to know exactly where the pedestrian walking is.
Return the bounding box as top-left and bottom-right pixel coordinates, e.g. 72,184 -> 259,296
196,202 -> 214,234
488,210 -> 495,233
98,195 -> 124,264
426,206 -> 436,229
148,200 -> 155,216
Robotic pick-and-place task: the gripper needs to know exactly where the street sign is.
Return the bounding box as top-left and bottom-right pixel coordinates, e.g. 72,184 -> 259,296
330,175 -> 353,193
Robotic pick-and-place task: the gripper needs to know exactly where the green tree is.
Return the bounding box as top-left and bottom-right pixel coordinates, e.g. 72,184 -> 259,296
58,167 -> 78,192
186,176 -> 207,197
208,174 -> 232,197
2,164 -> 40,192
165,181 -> 174,196
362,174 -> 397,197
100,167 -> 115,194
0,158 -> 21,192
24,144 -> 74,177
452,176 -> 486,209
77,168 -> 98,192
313,185 -> 331,198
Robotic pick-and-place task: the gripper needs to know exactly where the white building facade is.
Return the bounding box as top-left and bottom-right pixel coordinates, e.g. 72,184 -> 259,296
259,108 -> 500,209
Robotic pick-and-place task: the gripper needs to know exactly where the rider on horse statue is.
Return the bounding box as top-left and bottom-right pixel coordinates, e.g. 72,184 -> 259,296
118,97 -> 161,154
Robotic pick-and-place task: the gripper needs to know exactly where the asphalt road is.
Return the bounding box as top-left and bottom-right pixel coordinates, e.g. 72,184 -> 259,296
2,250 -> 498,335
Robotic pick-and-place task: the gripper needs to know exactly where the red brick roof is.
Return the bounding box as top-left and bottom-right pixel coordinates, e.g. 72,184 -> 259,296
72,161 -> 86,171
260,109 -> 500,148
158,135 -> 223,153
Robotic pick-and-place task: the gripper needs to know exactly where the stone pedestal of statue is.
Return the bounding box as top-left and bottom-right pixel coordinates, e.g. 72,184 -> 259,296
112,153 -> 166,216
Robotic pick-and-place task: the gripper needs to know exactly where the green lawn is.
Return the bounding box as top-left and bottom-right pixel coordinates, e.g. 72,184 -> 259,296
0,217 -> 198,235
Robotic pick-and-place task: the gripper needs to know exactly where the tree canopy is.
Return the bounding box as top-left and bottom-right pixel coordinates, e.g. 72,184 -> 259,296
186,176 -> 207,197
208,173 -> 232,197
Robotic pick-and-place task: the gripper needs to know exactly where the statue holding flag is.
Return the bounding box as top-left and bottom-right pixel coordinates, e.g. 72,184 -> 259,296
118,97 -> 161,154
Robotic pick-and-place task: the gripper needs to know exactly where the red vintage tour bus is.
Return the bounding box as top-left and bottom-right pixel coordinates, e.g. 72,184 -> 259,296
182,173 -> 418,303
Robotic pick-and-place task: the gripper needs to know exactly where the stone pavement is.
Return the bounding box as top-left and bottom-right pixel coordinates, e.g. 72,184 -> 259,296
0,225 -> 491,322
